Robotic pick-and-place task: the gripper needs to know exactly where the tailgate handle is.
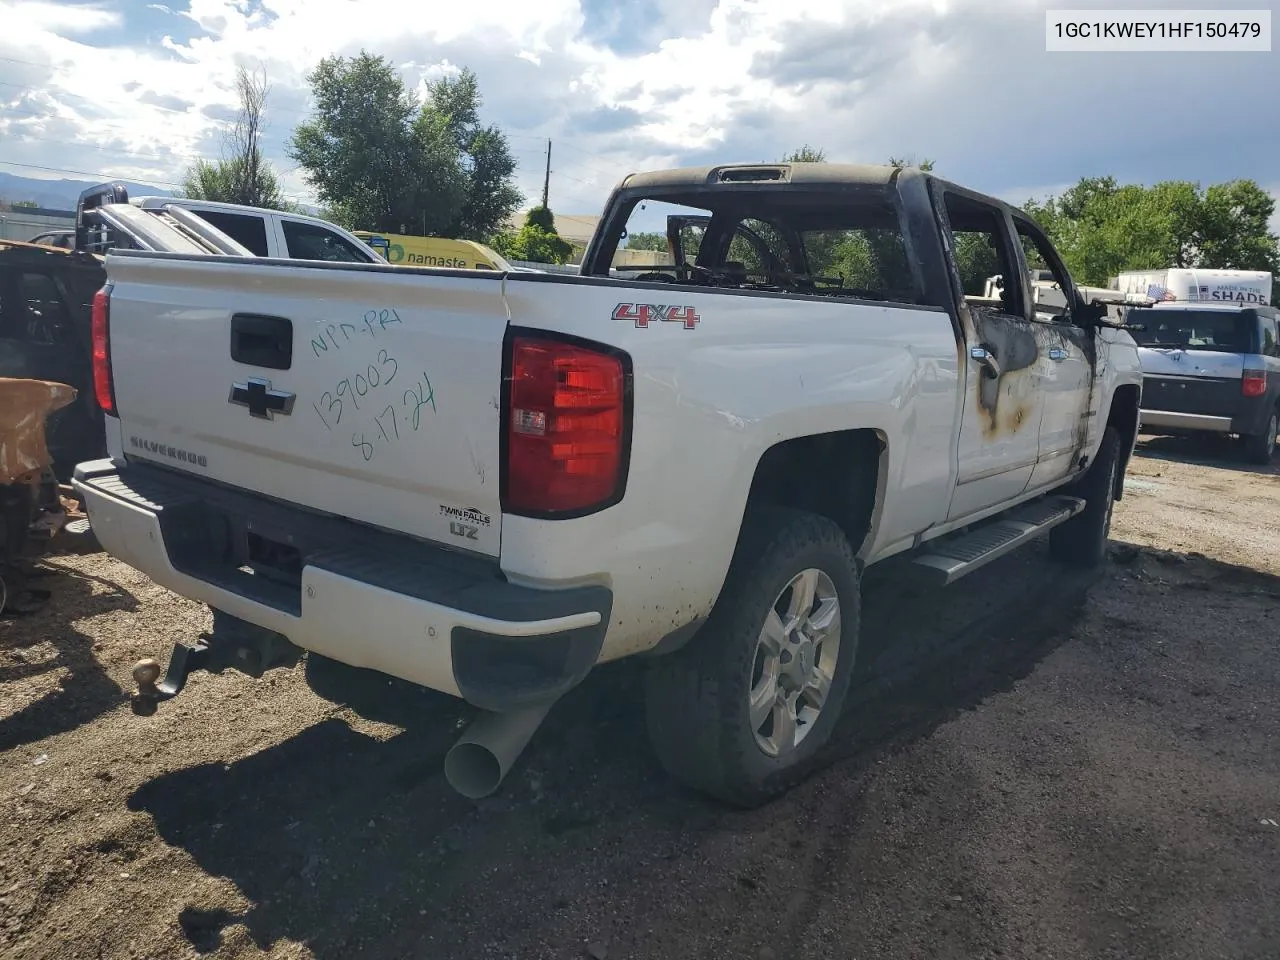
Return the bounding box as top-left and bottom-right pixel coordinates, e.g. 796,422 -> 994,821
231,313 -> 293,370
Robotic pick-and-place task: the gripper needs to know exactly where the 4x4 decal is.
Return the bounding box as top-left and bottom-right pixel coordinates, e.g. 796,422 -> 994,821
612,303 -> 701,329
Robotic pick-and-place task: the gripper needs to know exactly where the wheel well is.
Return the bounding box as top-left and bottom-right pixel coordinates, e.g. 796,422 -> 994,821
744,429 -> 884,556
1107,384 -> 1141,500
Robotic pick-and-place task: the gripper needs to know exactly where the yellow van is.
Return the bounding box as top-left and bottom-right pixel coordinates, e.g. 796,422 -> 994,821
353,232 -> 510,271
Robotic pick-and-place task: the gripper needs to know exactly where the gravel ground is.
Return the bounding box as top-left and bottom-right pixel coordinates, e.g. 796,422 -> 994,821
1,436 -> 1278,960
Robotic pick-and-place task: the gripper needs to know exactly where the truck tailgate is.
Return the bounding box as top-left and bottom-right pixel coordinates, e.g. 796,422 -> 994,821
104,253 -> 507,556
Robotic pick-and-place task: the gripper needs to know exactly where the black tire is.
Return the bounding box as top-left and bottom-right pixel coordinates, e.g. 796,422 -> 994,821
645,506 -> 860,807
1243,409 -> 1278,465
1050,425 -> 1122,568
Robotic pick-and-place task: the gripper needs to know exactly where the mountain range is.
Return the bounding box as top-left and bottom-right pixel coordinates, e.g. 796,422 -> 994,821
0,172 -> 174,211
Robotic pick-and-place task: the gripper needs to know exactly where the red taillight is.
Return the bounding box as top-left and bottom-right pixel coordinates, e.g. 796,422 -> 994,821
1243,369 -> 1267,398
504,335 -> 628,515
91,285 -> 115,416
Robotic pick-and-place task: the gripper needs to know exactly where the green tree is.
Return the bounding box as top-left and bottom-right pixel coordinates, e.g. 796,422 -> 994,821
12,199 -> 38,209
624,231 -> 667,251
889,156 -> 935,171
290,52 -> 461,234
289,53 -> 521,238
182,65 -> 289,209
1195,180 -> 1279,273
425,68 -> 522,239
491,205 -> 573,264
1026,176 -> 1280,300
785,144 -> 826,162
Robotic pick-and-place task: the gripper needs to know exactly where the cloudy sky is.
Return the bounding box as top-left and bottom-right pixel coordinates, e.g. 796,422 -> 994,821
1,0 -> 1277,220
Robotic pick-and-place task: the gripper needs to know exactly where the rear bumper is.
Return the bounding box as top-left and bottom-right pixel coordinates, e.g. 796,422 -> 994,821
1139,369 -> 1278,437
1139,409 -> 1234,433
1140,399 -> 1277,437
72,459 -> 612,711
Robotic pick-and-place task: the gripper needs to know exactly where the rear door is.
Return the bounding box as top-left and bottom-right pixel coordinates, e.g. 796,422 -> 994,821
192,210 -> 272,257
106,254 -> 507,555
938,190 -> 1047,521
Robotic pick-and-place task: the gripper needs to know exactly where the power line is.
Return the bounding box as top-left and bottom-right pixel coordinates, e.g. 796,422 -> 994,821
0,157 -> 322,206
0,131 -> 204,167
0,54 -> 65,71
0,153 -> 587,212
3,73 -> 630,186
0,158 -> 183,189
0,77 -> 233,125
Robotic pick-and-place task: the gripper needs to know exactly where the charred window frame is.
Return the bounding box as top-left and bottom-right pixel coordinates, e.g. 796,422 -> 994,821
1012,214 -> 1080,325
933,187 -> 1025,319
584,184 -> 928,306
702,215 -> 799,282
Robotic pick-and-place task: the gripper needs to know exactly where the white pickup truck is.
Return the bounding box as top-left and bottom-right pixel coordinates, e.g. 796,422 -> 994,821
74,162 -> 1144,806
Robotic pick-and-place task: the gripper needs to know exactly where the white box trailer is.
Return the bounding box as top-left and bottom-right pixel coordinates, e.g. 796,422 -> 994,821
1113,268 -> 1272,306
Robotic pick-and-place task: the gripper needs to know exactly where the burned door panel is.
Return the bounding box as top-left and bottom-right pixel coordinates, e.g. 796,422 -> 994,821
948,305 -> 1046,519
971,306 -> 1040,437
931,186 -> 1048,522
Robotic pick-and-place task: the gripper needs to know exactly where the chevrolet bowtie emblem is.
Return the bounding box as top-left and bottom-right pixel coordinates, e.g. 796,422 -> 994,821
229,378 -> 295,420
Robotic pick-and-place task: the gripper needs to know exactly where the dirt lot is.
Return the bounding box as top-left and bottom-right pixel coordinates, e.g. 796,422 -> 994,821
2,437 -> 1278,960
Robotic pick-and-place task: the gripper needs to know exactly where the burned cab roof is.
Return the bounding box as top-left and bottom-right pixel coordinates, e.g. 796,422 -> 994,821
617,162 -> 904,193
612,162 -> 1029,222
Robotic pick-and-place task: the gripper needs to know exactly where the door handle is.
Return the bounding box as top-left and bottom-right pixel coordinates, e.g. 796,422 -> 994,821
231,313 -> 293,370
970,345 -> 1001,379
1048,348 -> 1067,362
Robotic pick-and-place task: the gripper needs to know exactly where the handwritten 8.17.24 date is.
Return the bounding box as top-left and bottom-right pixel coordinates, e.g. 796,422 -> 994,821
351,373 -> 437,461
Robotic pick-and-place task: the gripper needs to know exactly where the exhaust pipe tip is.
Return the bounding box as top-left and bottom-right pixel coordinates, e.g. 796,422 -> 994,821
443,742 -> 504,800
442,701 -> 555,800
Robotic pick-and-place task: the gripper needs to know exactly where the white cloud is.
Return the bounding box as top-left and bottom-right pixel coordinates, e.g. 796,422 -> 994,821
6,0 -> 121,34
0,0 -> 1275,219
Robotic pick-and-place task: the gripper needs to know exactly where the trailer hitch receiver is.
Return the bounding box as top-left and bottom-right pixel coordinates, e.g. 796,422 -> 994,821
131,641 -> 209,715
130,612 -> 301,715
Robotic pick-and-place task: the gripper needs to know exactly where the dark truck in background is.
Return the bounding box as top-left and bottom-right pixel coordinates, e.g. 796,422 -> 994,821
0,239 -> 108,478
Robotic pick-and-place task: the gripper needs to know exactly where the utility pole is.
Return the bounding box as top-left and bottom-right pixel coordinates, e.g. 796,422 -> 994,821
541,138 -> 551,209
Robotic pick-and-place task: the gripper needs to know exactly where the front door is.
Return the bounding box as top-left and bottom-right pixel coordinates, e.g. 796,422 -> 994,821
1014,216 -> 1097,489
940,191 -> 1047,521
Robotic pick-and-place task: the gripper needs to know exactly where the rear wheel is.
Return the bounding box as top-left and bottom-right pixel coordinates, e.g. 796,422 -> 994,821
1050,426 -> 1122,568
645,507 -> 860,807
1243,409 -> 1278,464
